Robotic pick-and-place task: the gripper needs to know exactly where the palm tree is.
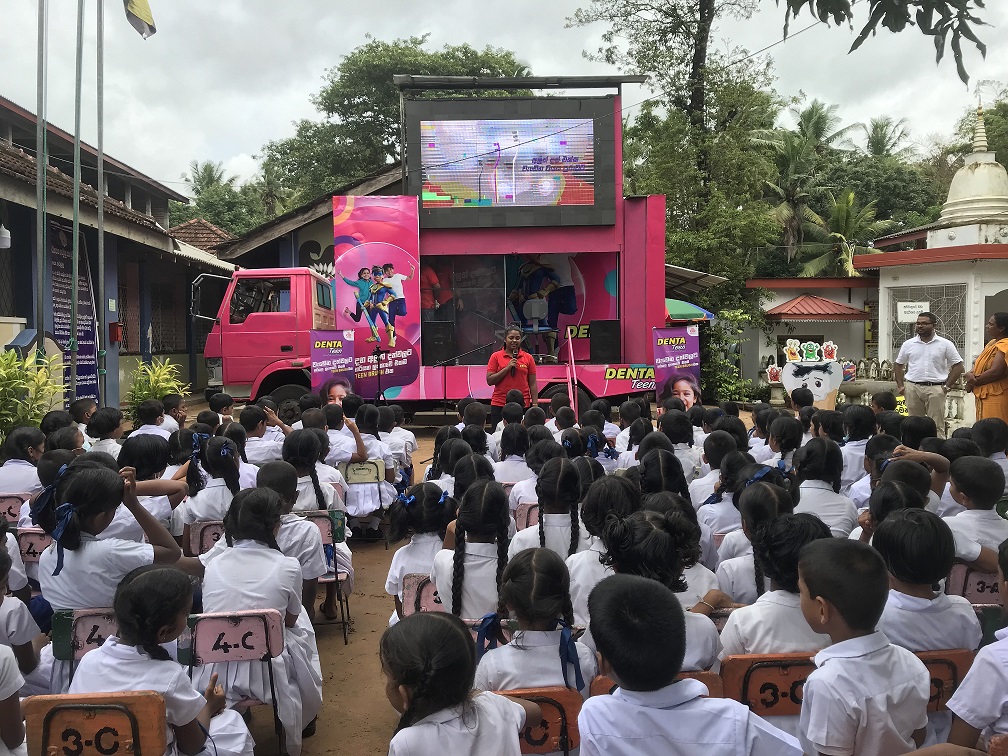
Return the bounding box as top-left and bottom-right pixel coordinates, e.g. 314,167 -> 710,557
859,116 -> 915,159
797,189 -> 898,277
258,160 -> 289,218
182,160 -> 237,198
793,99 -> 858,154
761,130 -> 822,262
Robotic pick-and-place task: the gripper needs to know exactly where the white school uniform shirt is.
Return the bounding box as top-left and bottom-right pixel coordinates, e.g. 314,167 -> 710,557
508,475 -> 537,510
544,418 -> 557,432
131,424 -> 171,440
943,508 -> 1008,557
386,532 -> 444,624
379,431 -> 408,471
390,426 -> 418,466
237,461 -> 258,490
681,611 -> 722,671
0,595 -> 40,647
615,448 -> 638,470
688,469 -> 720,511
566,538 -> 610,627
0,459 -> 42,496
936,482 -> 966,518
3,533 -> 27,594
992,452 -> 1008,492
39,534 -> 154,611
244,435 -> 285,465
290,420 -> 303,430
277,513 -> 328,581
798,631 -> 930,756
719,590 -> 830,658
89,437 -> 121,461
493,456 -> 534,484
603,420 -> 620,441
99,495 -> 172,542
263,424 -> 285,443
716,554 -> 768,605
326,429 -> 356,466
750,441 -> 776,464
697,498 -> 742,536
314,460 -> 346,490
484,431 -> 499,462
801,430 -> 815,447
69,637 -> 254,756
839,438 -> 869,496
474,629 -> 598,698
947,627 -> 1008,746
388,691 -> 525,756
431,542 -> 504,620
717,528 -> 752,563
159,414 -> 180,435
878,590 -> 982,652
673,443 -> 702,483
795,480 -> 858,538
203,540 -> 302,617
615,427 -> 631,453
694,427 -> 708,447
344,433 -> 395,518
578,678 -> 802,756
182,479 -> 234,525
677,562 -> 719,612
293,476 -> 337,513
430,474 -> 454,497
507,513 -> 591,562
697,521 -> 718,572
848,473 -> 872,510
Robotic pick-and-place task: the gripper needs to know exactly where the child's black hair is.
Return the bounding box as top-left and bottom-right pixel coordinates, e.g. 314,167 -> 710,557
873,508 -> 955,585
197,436 -> 240,497
323,403 -> 345,431
938,437 -> 982,464
712,416 -> 749,452
438,439 -> 473,481
635,430 -> 675,460
310,428 -> 331,464
559,428 -> 584,459
33,461 -> 124,549
222,422 -> 249,463
951,456 -> 1005,509
618,400 -> 642,428
638,449 -> 690,500
590,398 -> 612,419
871,391 -> 897,412
117,435 -> 170,481
879,460 -> 932,501
686,405 -> 705,429
282,430 -> 326,510
527,425 -> 554,445
451,479 -> 510,616
919,437 -> 943,454
570,456 -> 604,502
355,404 -> 381,436
505,390 -> 525,406
238,405 -> 267,434
662,397 -> 686,413
580,476 -> 642,538
460,425 -> 489,456
864,433 -> 900,468
428,425 -> 462,479
45,426 -> 83,453
875,410 -> 904,438
659,410 -> 693,446
951,427 -> 974,440
196,410 -> 221,431
794,437 -> 844,492
601,509 -> 700,592
161,394 -> 185,414
86,407 -> 123,439
462,401 -> 488,429
790,387 -> 814,409
554,406 -> 576,431
702,408 -> 726,430
900,415 -> 938,450
68,397 -> 97,424
844,404 -> 877,442
298,393 -> 323,413
114,565 -> 193,661
752,512 -> 831,594
501,402 -> 525,426
135,399 -> 164,427
376,406 -> 396,434
455,396 -> 475,420
768,416 -> 804,456
798,538 -> 889,632
738,483 -> 788,597
498,547 -> 574,627
37,450 -> 77,487
255,397 -> 278,412
39,410 -> 74,437
523,406 -> 547,427
499,423 -> 529,460
717,451 -> 756,495
524,439 -> 564,475
587,574 -> 685,691
208,392 -> 234,414
701,430 -> 737,471
380,612 -> 477,733
754,408 -> 780,437
719,401 -> 740,417
223,488 -> 283,551
549,394 -> 571,418
798,405 -> 816,434
627,418 -> 653,451
256,460 -> 299,504
390,404 -> 406,427
812,410 -> 845,444
387,482 -> 455,544
972,417 -> 1008,458
341,394 -> 364,419
451,453 -> 495,502
534,457 -> 581,556
580,409 -> 607,436
300,408 -> 327,430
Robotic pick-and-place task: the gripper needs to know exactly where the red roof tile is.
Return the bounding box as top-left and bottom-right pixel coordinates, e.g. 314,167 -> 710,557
168,218 -> 236,251
765,294 -> 870,321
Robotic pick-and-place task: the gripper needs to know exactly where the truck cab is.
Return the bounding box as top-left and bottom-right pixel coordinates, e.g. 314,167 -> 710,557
197,267 -> 335,403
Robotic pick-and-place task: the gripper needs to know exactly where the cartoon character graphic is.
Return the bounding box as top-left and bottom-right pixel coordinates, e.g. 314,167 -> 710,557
766,365 -> 783,383
339,266 -> 381,343
508,255 -> 576,359
821,341 -> 838,361
366,266 -> 398,347
780,361 -> 843,409
800,342 -> 822,362
783,339 -> 802,362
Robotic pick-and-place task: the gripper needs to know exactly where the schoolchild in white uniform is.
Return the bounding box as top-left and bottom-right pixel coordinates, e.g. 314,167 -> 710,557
280,430 -> 339,512
181,437 -> 241,553
239,404 -> 291,466
130,399 -> 172,440
0,427 -> 45,496
425,437 -> 470,499
589,398 -> 620,444
33,461 -> 200,693
614,400 -> 643,453
793,438 -> 858,537
345,405 -> 397,527
507,439 -> 563,512
945,456 -> 1008,556
85,407 -> 124,462
379,407 -> 410,479
493,424 -> 535,484
567,477 -> 640,627
389,404 -> 418,474
0,548 -> 50,697
196,488 -> 323,756
385,482 -> 456,625
107,435 -> 188,542
490,401 -> 523,460
598,509 -> 720,671
659,411 -> 703,483
848,433 -> 901,510
219,423 -> 260,490
763,416 -> 803,475
615,418 -> 653,470
715,482 -> 783,605
432,480 -> 510,621
579,574 -> 802,755
322,403 -> 368,468
461,402 -> 498,462
643,490 -> 719,574
839,405 -> 875,495
688,431 -> 735,511
508,457 -> 591,562
383,612 -> 535,756
70,566 -> 254,756
972,417 -> 1008,488
462,424 -> 495,468
475,548 -> 597,703
696,451 -> 748,536
543,394 -> 569,435
796,538 -> 931,756
874,508 -> 983,744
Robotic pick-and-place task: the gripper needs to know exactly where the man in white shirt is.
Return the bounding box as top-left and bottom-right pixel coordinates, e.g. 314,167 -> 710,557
894,312 -> 964,438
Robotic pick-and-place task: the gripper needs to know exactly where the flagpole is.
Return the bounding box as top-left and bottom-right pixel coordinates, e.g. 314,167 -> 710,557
70,0 -> 85,398
97,0 -> 107,405
34,0 -> 47,364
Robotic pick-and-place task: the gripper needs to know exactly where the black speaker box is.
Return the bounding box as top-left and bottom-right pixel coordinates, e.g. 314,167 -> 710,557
423,321 -> 456,366
589,319 -> 621,364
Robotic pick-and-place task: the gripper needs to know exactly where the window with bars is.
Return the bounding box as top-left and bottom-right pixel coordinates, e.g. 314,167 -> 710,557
889,284 -> 967,356
150,282 -> 186,353
0,253 -> 14,318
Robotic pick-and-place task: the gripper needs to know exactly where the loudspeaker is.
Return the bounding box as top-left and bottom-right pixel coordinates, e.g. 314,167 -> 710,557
589,320 -> 621,364
422,321 -> 456,366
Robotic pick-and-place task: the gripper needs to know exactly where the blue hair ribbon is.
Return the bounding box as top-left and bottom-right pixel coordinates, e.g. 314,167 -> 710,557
50,500 -> 80,577
744,466 -> 772,488
557,619 -> 586,691
191,432 -> 210,458
397,493 -> 416,509
585,435 -> 597,457
700,491 -> 722,508
438,490 -> 450,505
30,463 -> 68,526
602,445 -> 619,460
776,459 -> 793,475
475,612 -> 500,660
878,457 -> 892,473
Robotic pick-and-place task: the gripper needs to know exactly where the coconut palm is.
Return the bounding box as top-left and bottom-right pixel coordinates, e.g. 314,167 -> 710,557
762,130 -> 822,262
182,160 -> 237,198
859,116 -> 915,159
793,99 -> 858,154
797,189 -> 898,277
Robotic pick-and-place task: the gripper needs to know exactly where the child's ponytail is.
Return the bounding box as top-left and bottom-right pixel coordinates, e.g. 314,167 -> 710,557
282,430 -> 327,509
223,488 -> 283,552
451,480 -> 510,616
204,437 -> 240,496
186,431 -> 211,496
534,457 -> 581,556
114,565 -> 193,662
32,461 -> 124,562
387,483 -> 455,545
601,510 -> 699,593
738,482 -> 787,598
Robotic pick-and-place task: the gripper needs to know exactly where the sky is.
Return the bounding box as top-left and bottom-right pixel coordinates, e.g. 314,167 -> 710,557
1,1 -> 1005,196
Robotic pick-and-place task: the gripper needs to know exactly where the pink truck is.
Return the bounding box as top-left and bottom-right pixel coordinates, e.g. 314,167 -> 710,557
195,76 -> 667,410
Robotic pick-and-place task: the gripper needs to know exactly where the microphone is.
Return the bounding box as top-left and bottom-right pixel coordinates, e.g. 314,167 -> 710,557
510,348 -> 517,377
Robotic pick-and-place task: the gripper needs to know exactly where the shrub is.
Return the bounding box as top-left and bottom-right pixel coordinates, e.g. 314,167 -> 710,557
0,351 -> 65,443
123,358 -> 190,426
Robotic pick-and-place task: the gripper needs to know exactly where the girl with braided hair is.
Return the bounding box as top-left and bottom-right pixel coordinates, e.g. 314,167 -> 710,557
507,456 -> 589,562
69,565 -> 254,756
475,548 -> 597,703
197,488 -> 323,754
431,479 -> 510,619
181,436 -> 240,555
382,612 -> 537,755
715,482 -> 789,605
282,430 -> 337,512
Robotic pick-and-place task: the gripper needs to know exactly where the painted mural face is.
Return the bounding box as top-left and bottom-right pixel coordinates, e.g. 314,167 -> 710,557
671,379 -> 697,409
781,361 -> 842,402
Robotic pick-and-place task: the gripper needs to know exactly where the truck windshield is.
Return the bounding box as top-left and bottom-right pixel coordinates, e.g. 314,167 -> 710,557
230,277 -> 291,324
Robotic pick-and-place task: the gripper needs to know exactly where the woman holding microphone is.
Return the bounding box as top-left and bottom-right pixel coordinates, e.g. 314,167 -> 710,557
486,324 -> 538,427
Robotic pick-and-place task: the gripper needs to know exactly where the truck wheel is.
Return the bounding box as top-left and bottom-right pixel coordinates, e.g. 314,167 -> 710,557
541,383 -> 593,417
269,384 -> 310,405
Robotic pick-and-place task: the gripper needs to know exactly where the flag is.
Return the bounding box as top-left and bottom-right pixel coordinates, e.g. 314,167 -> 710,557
124,0 -> 156,38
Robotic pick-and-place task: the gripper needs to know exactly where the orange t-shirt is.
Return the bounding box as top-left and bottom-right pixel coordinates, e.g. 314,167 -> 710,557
487,348 -> 536,407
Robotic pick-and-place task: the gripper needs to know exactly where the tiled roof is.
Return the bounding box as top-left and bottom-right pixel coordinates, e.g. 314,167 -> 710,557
765,293 -> 870,321
0,141 -> 166,233
168,217 -> 235,251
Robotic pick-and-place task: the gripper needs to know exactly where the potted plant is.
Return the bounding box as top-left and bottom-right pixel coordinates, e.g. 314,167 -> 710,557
0,351 -> 65,443
123,358 -> 191,427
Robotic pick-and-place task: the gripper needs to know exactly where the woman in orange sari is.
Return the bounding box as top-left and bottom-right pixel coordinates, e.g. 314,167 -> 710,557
965,312 -> 1008,420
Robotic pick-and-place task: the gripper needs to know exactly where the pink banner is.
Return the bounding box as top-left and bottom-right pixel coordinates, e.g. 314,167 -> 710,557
653,326 -> 702,409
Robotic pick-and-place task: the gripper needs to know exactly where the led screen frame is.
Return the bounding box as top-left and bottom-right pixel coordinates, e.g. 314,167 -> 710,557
404,96 -> 617,228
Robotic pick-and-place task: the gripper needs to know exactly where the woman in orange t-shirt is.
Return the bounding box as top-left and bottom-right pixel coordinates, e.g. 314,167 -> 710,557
966,312 -> 1008,421
486,325 -> 538,427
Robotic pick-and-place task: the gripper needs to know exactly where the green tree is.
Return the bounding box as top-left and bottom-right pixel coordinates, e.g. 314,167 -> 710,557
793,99 -> 857,154
859,116 -> 915,159
797,189 -> 897,277
956,97 -> 1008,163
169,183 -> 264,237
817,153 -> 940,226
182,160 -> 236,198
761,130 -> 822,262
